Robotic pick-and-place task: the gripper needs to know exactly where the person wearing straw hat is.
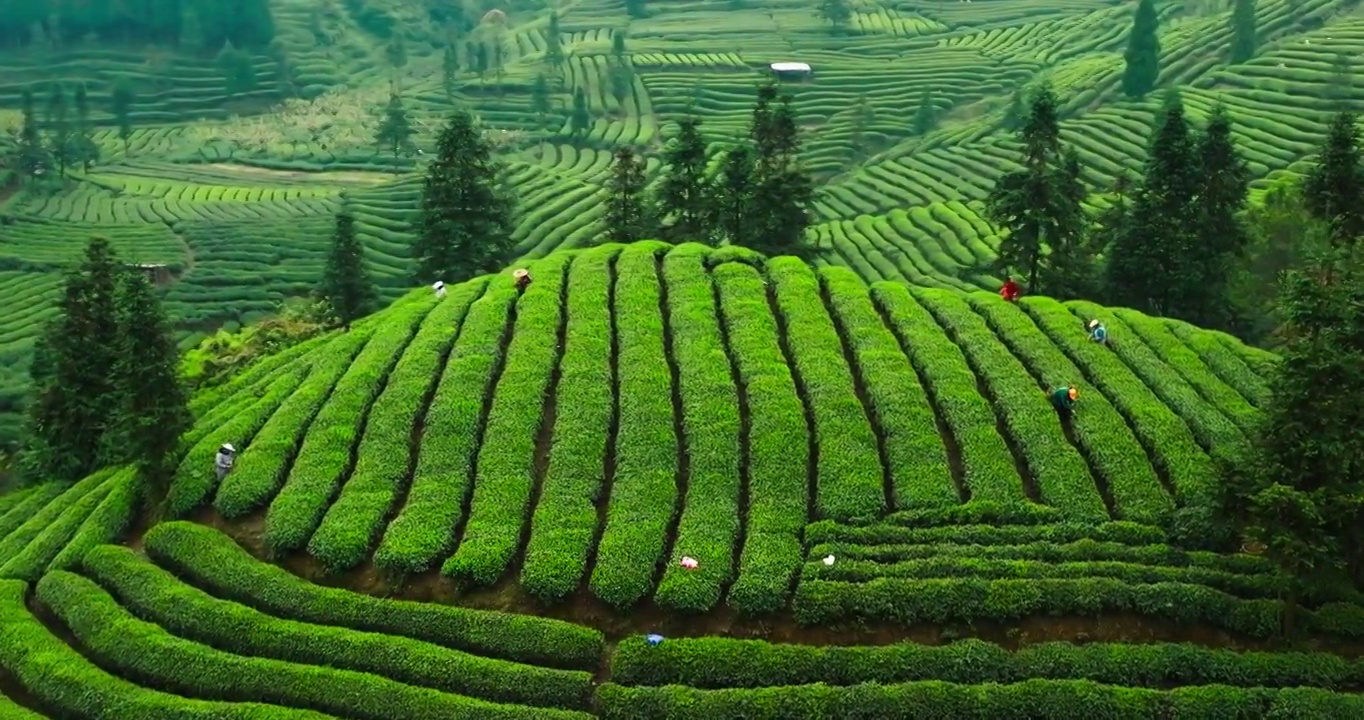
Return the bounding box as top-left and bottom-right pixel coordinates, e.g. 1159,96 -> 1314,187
514,268 -> 532,292
215,444 -> 236,481
1087,318 -> 1108,345
1049,386 -> 1078,421
432,281 -> 447,299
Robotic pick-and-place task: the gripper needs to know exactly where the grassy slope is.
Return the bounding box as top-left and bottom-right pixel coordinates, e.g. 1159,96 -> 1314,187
3,244 -> 1364,717
0,0 -> 1360,442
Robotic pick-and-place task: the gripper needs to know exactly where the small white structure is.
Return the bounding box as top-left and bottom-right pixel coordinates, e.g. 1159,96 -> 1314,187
769,61 -> 812,80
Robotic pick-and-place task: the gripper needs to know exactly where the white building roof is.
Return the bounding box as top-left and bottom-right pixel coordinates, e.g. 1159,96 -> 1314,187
769,62 -> 811,72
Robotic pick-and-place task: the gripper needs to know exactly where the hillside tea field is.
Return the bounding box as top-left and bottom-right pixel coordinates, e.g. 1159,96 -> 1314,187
1,245 -> 1363,717
2,0 -> 1363,441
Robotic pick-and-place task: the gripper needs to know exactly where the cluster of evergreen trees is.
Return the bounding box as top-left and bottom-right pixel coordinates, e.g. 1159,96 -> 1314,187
986,84 -> 1354,334
1218,112 -> 1364,625
11,83 -> 114,181
22,238 -> 189,490
602,82 -> 815,256
0,0 -> 274,51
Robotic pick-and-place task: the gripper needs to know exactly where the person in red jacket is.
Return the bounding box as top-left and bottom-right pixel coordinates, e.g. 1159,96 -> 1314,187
1000,278 -> 1021,302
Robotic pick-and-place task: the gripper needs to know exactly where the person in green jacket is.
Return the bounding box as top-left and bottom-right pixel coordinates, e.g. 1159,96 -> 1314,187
1050,385 -> 1078,420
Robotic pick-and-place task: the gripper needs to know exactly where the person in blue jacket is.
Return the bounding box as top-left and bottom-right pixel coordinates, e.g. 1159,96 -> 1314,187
1087,319 -> 1108,345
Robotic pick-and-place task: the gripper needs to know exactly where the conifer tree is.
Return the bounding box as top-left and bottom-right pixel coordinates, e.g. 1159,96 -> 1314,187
610,65 -> 632,109
570,87 -> 591,136
1003,87 -> 1027,130
912,88 -> 937,135
442,42 -> 460,102
1303,111 -> 1364,249
72,84 -> 99,172
544,11 -> 565,82
611,29 -> 626,64
1122,0 -> 1161,99
21,237 -> 124,482
17,89 -> 48,179
530,73 -> 553,128
1106,97 -> 1200,315
318,205 -> 376,328
713,146 -> 755,248
816,0 -> 852,33
1218,246 -> 1364,625
1230,0 -> 1257,63
1188,105 -> 1251,328
746,84 -> 813,256
604,146 -> 655,243
412,111 -> 515,284
102,270 -> 191,486
1092,171 -> 1132,257
655,116 -> 712,242
386,32 -> 407,72
111,81 -> 134,153
374,92 -> 416,170
45,84 -> 71,177
624,0 -> 647,19
847,94 -> 874,160
985,84 -> 1089,295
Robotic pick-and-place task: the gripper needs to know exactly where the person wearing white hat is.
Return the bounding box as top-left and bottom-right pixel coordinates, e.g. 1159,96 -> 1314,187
1087,318 -> 1108,345
432,281 -> 446,299
215,444 -> 236,481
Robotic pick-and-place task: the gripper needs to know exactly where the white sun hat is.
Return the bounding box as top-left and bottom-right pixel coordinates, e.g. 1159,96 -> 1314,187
223,443 -> 235,452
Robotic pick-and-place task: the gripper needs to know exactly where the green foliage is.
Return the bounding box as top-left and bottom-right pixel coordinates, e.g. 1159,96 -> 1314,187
656,117 -> 712,242
1220,247 -> 1364,608
1303,111 -> 1364,248
745,84 -> 814,257
604,146 -> 655,243
442,42 -> 460,101
1187,105 -> 1252,329
611,634 -> 1361,689
815,0 -> 851,33
1230,0 -> 1257,63
373,92 -> 416,169
413,110 -> 516,285
911,88 -> 936,135
1106,97 -> 1199,316
103,270 -> 191,486
985,83 -> 1090,297
109,80 -> 134,149
544,11 -> 564,72
146,520 -> 605,670
569,87 -> 591,136
530,73 -> 552,126
1122,0 -> 1160,99
317,206 -> 377,327
21,237 -> 122,482
217,41 -> 257,97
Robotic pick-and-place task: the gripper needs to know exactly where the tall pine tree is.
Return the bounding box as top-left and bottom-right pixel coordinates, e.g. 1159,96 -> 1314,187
1218,246 -> 1364,628
746,83 -> 813,257
1122,0 -> 1161,99
17,89 -> 47,179
1303,111 -> 1364,249
1106,97 -> 1200,315
22,237 -> 124,482
544,10 -> 565,84
318,205 -> 376,328
984,84 -> 1089,296
374,92 -> 416,170
111,81 -> 134,153
72,84 -> 99,172
412,111 -> 516,284
570,87 -> 591,136
45,84 -> 71,177
1230,0 -> 1257,63
604,146 -> 655,243
1188,105 -> 1251,328
655,116 -> 712,242
713,146 -> 755,248
102,270 -> 190,486
442,41 -> 460,101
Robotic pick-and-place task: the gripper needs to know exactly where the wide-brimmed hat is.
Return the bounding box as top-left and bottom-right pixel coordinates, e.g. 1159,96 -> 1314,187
433,281 -> 445,290
513,269 -> 529,279
222,443 -> 236,452
1088,319 -> 1100,329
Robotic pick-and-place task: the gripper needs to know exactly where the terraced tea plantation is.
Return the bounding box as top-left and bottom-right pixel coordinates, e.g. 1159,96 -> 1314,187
4,0 -> 1364,442
0,244 -> 1360,717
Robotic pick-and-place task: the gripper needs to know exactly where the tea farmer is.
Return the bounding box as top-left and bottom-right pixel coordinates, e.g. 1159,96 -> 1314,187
1050,386 -> 1078,421
433,281 -> 447,299
514,268 -> 532,291
215,444 -> 236,481
1087,319 -> 1108,345
1000,278 -> 1021,303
